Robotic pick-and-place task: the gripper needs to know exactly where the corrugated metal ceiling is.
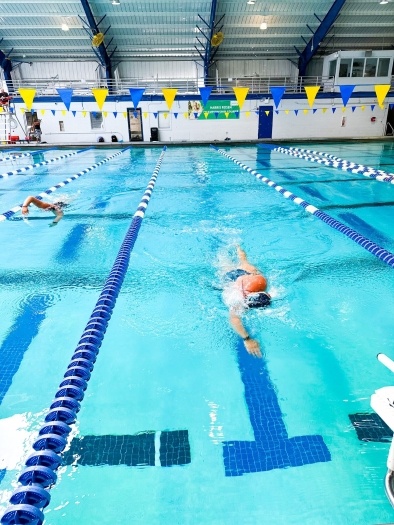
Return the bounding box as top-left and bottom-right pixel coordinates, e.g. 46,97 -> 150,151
0,0 -> 392,63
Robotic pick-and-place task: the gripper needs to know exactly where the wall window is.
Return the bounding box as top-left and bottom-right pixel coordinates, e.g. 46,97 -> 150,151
90,112 -> 103,129
377,58 -> 390,77
351,59 -> 364,77
25,111 -> 38,128
364,58 -> 377,77
338,59 -> 352,77
328,59 -> 337,77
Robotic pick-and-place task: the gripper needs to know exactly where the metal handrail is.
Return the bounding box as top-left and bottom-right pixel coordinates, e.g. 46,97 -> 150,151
7,75 -> 337,97
386,122 -> 394,136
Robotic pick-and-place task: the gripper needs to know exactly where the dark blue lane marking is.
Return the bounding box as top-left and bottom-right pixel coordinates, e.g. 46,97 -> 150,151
62,431 -> 191,467
299,185 -> 328,201
276,170 -> 296,180
338,212 -> 389,246
0,470 -> 5,484
90,197 -> 111,210
349,413 -> 392,443
222,341 -> 331,476
55,224 -> 90,262
0,294 -> 53,406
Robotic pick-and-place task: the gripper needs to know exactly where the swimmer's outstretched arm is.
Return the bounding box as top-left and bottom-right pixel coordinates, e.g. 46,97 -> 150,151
237,246 -> 261,275
229,309 -> 262,358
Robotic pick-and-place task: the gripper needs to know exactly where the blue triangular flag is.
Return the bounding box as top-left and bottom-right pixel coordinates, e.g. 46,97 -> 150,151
129,88 -> 145,108
56,88 -> 73,111
153,112 -> 158,118
174,112 -> 178,119
371,104 -> 375,111
275,110 -> 279,115
270,86 -> 286,109
199,86 -> 213,106
92,112 -> 97,118
133,111 -> 138,118
113,111 -> 117,118
235,111 -> 239,118
51,110 -> 56,116
294,109 -> 299,116
313,109 -> 317,114
351,106 -> 356,112
389,104 -> 394,110
72,110 -> 76,117
255,110 -> 259,115
339,85 -> 355,107
215,112 -> 219,119
332,107 -> 336,114
194,112 -> 198,119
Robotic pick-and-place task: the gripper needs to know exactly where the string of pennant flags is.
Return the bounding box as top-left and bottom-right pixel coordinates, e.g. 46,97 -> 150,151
15,84 -> 392,116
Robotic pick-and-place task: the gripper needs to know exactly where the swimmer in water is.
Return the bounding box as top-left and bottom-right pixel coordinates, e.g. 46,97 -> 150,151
222,246 -> 271,358
21,196 -> 67,225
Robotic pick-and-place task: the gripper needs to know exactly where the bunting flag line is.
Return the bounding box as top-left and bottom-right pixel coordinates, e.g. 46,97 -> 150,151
162,88 -> 178,110
91,88 -> 108,110
232,87 -> 249,110
56,88 -> 73,111
304,86 -> 320,108
18,88 -> 36,111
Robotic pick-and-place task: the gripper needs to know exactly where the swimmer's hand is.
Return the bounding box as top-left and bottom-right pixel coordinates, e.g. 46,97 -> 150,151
49,221 -> 58,227
21,205 -> 29,215
244,338 -> 262,358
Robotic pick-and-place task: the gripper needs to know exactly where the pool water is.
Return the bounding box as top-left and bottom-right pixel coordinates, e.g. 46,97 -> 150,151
0,142 -> 394,524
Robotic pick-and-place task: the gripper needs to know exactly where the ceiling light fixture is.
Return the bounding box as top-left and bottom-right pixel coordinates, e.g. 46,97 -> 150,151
379,0 -> 388,4
61,23 -> 69,31
112,0 -> 120,4
260,22 -> 268,30
247,1 -> 256,4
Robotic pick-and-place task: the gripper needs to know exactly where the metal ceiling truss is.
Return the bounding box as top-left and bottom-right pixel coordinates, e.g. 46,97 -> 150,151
296,0 -> 347,76
194,0 -> 225,82
79,0 -> 117,89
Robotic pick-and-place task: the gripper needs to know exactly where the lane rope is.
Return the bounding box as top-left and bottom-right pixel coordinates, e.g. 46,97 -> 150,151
0,149 -> 89,180
0,149 -> 128,222
211,145 -> 394,269
0,146 -> 167,525
264,144 -> 394,183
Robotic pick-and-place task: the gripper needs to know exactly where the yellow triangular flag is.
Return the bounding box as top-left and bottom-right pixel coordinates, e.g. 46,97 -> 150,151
341,107 -> 346,113
183,112 -> 188,119
61,110 -> 67,116
91,88 -> 108,110
163,112 -> 168,119
20,108 -> 25,114
0,107 -> 3,113
374,84 -> 390,109
232,87 -> 249,110
322,108 -> 327,114
82,111 -> 87,117
285,110 -> 290,115
361,105 -> 365,111
18,88 -> 36,111
224,112 -> 230,118
245,111 -> 251,117
102,111 -> 107,118
265,111 -> 270,116
162,88 -> 177,110
303,109 -> 309,115
204,111 -> 209,119
143,112 -> 148,119
122,112 -> 127,118
304,86 -> 320,108
40,109 -> 46,116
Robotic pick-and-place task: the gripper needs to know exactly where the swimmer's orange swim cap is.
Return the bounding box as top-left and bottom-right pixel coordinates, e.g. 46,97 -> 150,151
240,274 -> 267,294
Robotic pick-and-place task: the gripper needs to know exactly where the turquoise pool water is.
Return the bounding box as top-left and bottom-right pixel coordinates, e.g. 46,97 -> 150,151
0,142 -> 394,524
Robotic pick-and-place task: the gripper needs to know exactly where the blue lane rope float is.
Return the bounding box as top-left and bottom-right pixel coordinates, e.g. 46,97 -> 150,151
267,144 -> 394,183
0,149 -> 89,180
211,146 -> 394,269
0,153 -> 35,163
0,146 -> 167,525
0,149 -> 128,222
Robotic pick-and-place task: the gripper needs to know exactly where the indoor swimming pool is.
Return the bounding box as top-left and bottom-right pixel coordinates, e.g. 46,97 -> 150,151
0,141 -> 394,524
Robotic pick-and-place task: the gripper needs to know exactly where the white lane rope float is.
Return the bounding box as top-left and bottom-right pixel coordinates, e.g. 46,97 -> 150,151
211,145 -> 394,269
0,149 -> 129,222
266,144 -> 394,183
0,149 -> 91,180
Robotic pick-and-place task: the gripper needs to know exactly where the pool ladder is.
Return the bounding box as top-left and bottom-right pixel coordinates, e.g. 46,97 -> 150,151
370,353 -> 394,507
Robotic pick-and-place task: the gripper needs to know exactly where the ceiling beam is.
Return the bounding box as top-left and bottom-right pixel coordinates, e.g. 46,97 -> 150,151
298,0 -> 347,76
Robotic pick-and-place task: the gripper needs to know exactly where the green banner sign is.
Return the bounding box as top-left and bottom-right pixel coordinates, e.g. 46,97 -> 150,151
188,100 -> 240,120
